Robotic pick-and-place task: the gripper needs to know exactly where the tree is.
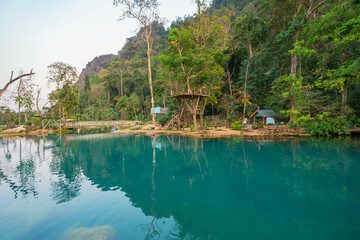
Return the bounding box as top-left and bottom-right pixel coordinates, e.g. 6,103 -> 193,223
113,0 -> 160,126
161,10 -> 229,131
47,62 -> 79,128
0,70 -> 35,98
14,74 -> 34,125
233,11 -> 267,119
108,60 -> 126,96
305,0 -> 360,114
115,93 -> 141,119
193,0 -> 209,15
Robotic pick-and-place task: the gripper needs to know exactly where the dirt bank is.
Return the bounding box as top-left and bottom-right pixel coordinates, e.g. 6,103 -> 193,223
112,127 -> 309,139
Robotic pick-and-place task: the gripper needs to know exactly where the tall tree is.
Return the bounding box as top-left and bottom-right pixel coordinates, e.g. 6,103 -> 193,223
305,0 -> 360,114
233,11 -> 266,119
289,0 -> 327,78
47,62 -> 79,128
161,12 -> 229,130
113,0 -> 160,126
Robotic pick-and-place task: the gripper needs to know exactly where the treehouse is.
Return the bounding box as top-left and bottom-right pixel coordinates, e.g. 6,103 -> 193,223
167,92 -> 210,131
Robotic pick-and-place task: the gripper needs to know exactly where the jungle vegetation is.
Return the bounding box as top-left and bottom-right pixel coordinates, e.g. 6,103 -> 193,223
1,0 -> 359,135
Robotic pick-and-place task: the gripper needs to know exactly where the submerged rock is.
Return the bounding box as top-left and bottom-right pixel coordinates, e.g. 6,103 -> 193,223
58,225 -> 117,240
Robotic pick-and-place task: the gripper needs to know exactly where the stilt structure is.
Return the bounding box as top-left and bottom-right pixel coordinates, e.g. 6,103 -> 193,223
34,115 -> 62,131
167,92 -> 210,132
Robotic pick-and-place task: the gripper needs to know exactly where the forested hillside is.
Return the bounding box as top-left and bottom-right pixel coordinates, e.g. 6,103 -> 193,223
75,0 -> 360,131
78,54 -> 116,91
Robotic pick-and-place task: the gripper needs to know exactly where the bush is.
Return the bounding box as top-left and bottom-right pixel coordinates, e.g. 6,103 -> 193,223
158,110 -> 173,126
348,115 -> 360,125
232,121 -> 245,130
190,125 -> 195,132
306,117 -> 350,136
252,125 -> 263,129
32,117 -> 42,126
24,120 -> 32,126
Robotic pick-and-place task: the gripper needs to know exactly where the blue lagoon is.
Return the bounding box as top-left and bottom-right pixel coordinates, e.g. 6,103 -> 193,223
0,134 -> 359,239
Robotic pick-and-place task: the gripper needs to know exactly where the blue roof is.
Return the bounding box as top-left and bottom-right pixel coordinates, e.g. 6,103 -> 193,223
257,110 -> 278,118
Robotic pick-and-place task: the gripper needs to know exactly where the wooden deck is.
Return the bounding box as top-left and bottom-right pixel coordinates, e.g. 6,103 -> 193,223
351,128 -> 360,134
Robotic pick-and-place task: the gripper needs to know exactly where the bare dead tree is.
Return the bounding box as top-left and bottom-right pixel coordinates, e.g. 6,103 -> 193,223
0,70 -> 35,98
36,89 -> 41,115
193,0 -> 209,16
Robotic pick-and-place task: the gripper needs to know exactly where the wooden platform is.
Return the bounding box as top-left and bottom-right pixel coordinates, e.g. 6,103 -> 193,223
351,128 -> 360,134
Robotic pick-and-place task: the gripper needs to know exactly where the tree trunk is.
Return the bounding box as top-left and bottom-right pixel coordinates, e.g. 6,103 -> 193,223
18,103 -> 21,126
341,80 -> 348,114
163,92 -> 166,108
228,75 -> 233,96
341,49 -> 348,114
5,114 -> 9,129
108,90 -> 110,106
17,79 -> 22,126
192,114 -> 198,132
288,97 -> 295,125
200,114 -> 204,130
36,89 -> 40,115
133,107 -> 137,119
243,56 -> 252,120
59,106 -> 62,131
291,30 -> 300,77
146,28 -> 156,126
187,76 -> 192,93
120,73 -> 123,96
63,107 -> 66,129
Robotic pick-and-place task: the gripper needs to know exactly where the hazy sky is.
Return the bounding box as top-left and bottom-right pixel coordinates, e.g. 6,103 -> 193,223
0,0 -> 199,107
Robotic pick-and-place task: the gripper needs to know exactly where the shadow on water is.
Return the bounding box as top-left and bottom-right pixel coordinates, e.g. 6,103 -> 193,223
0,134 -> 360,239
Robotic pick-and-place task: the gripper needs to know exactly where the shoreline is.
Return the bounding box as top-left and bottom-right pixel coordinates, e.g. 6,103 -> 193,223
0,128 -> 309,139
109,127 -> 310,139
9,124 -> 360,139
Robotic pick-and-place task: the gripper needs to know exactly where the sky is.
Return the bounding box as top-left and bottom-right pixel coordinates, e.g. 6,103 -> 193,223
0,0 -> 199,108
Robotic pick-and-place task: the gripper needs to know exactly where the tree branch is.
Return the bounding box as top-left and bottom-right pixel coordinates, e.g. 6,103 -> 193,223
0,69 -> 35,98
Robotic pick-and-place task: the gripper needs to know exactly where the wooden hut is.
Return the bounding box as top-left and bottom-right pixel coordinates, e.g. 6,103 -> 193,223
249,109 -> 278,125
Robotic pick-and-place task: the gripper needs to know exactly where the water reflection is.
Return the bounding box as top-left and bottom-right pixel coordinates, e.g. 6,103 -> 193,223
0,135 -> 359,240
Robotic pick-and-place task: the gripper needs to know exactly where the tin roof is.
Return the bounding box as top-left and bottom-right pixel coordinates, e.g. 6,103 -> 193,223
250,110 -> 279,118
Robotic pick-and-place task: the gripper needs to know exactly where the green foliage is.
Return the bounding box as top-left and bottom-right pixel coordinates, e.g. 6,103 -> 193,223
349,115 -> 360,125
99,107 -> 119,121
48,62 -> 79,120
158,109 -> 173,126
91,75 -> 100,84
252,123 -> 263,130
115,93 -> 141,120
231,121 -> 244,130
190,125 -> 195,132
31,117 -> 42,126
306,115 -> 351,136
70,0 -> 360,129
160,13 -> 229,94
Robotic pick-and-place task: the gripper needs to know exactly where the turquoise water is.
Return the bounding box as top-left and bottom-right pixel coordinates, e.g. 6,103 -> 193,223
0,134 -> 359,240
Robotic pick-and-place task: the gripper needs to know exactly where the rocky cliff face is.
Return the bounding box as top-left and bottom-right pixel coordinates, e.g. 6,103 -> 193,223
78,54 -> 115,91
